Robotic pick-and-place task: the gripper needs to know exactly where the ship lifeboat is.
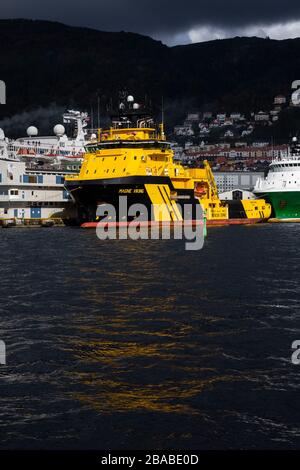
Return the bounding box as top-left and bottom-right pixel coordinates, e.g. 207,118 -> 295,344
17,148 -> 36,156
194,182 -> 208,198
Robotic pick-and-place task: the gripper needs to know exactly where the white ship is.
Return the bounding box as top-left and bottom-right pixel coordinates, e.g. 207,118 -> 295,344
254,138 -> 300,220
2,110 -> 91,168
0,110 -> 92,224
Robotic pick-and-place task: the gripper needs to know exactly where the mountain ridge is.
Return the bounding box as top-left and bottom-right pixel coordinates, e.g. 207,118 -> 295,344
1,19 -> 300,135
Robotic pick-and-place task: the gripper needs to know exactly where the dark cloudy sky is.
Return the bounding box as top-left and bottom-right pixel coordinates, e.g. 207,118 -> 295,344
2,0 -> 300,45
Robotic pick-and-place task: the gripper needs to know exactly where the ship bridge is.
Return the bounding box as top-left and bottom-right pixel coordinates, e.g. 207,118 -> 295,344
97,93 -> 166,142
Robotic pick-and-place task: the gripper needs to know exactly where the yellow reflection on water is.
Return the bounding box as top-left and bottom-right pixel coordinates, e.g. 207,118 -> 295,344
71,374 -> 239,414
65,241 -> 240,415
67,336 -> 241,414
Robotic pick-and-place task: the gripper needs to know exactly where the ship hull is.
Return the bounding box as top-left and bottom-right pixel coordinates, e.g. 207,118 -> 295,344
255,191 -> 300,220
66,177 -> 269,226
80,218 -> 262,229
65,176 -> 200,223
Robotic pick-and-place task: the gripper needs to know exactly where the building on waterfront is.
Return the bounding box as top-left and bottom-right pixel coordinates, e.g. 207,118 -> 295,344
184,144 -> 287,162
274,95 -> 287,105
203,112 -> 213,120
214,171 -> 264,193
254,111 -> 270,122
216,113 -> 226,123
230,112 -> 243,121
186,112 -> 200,121
174,124 -> 194,137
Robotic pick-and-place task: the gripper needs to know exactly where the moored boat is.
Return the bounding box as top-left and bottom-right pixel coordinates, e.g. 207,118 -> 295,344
254,137 -> 300,220
65,94 -> 271,227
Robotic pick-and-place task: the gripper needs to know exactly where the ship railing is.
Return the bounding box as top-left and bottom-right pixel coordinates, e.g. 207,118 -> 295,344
8,142 -> 59,152
272,155 -> 300,163
24,162 -> 77,172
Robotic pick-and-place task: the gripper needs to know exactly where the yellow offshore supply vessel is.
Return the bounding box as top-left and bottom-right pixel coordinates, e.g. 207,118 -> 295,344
65,95 -> 271,226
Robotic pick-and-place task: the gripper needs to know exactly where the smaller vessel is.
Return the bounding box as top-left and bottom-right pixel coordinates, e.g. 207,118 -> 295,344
0,110 -> 90,224
254,137 -> 300,220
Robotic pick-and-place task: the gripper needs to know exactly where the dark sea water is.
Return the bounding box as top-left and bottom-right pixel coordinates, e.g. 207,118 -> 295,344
0,224 -> 300,450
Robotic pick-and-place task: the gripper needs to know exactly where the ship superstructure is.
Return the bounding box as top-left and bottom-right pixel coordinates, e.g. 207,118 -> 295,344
4,110 -> 89,167
254,137 -> 300,220
65,94 -> 271,226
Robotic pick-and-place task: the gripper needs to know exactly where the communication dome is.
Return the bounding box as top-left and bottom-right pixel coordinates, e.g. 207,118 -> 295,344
0,128 -> 5,140
91,133 -> 97,140
293,136 -> 298,142
53,124 -> 65,136
127,95 -> 134,103
27,126 -> 38,137
133,103 -> 140,110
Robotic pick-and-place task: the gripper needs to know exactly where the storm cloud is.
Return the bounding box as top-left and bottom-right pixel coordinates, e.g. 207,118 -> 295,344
2,0 -> 300,44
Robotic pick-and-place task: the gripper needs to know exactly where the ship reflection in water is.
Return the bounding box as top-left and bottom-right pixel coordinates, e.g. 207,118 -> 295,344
70,335 -> 240,415
1,225 -> 300,449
